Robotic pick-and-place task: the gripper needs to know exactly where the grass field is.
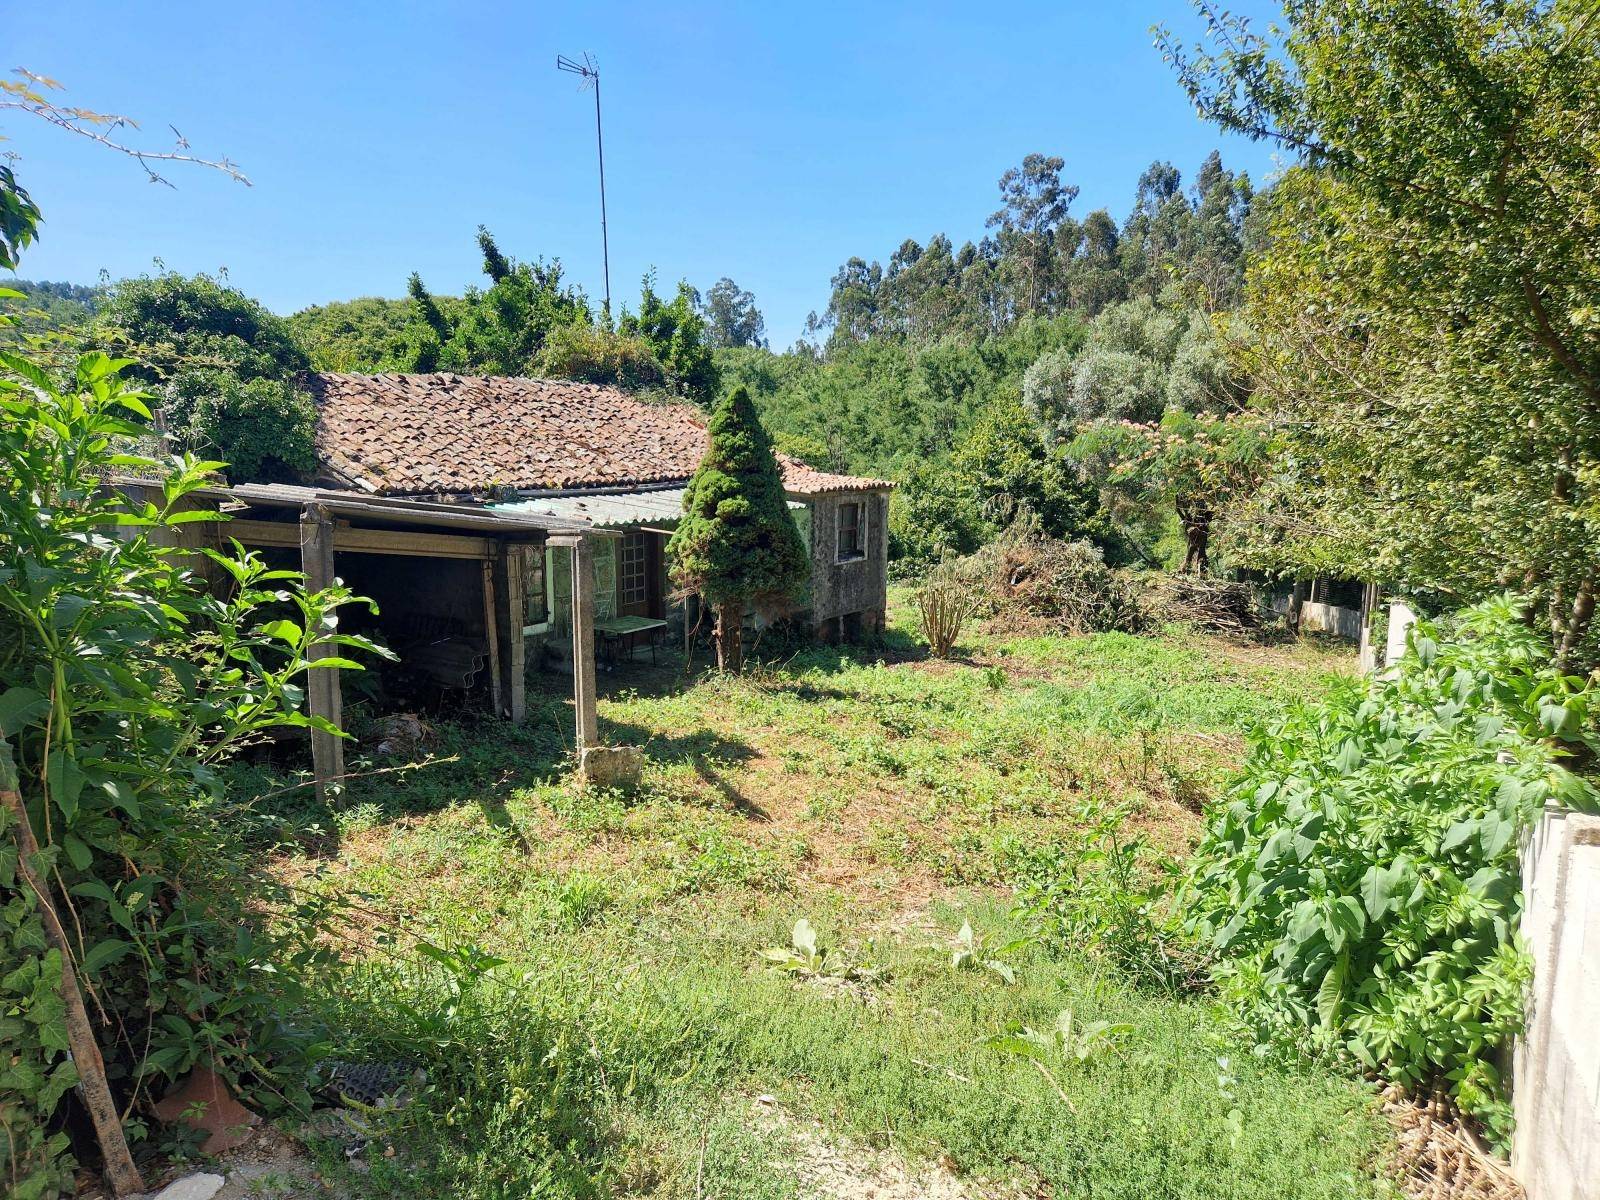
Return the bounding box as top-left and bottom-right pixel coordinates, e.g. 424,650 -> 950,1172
235,589 -> 1394,1199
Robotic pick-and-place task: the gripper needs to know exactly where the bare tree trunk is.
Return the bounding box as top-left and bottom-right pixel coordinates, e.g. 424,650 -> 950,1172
0,743 -> 145,1196
714,600 -> 743,673
1176,501 -> 1213,576
1287,578 -> 1309,636
1556,574 -> 1595,674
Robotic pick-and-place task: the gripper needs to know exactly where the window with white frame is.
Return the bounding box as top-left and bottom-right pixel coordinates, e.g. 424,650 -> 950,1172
619,532 -> 649,605
836,499 -> 866,562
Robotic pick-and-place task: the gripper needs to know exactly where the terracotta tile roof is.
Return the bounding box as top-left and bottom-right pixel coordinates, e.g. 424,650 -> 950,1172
309,373 -> 891,499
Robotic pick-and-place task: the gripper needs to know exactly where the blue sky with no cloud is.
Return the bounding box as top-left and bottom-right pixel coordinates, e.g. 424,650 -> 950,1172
7,2 -> 1285,346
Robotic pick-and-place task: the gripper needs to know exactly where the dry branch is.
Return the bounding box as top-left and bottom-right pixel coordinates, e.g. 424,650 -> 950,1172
1,741 -> 145,1196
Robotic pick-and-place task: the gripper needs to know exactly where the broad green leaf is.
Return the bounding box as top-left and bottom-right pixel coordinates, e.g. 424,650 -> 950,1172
1315,953 -> 1348,1030
1328,896 -> 1365,952
258,619 -> 303,644
45,753 -> 86,823
80,938 -> 135,975
1292,812 -> 1324,861
0,686 -> 48,736
1439,820 -> 1478,854
791,918 -> 818,958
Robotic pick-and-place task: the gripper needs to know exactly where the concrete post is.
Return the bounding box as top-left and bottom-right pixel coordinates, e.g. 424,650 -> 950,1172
1385,600 -> 1417,664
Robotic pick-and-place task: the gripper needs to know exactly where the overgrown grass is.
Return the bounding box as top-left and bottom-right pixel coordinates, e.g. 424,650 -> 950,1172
236,590 -> 1385,1197
302,900 -> 1388,1200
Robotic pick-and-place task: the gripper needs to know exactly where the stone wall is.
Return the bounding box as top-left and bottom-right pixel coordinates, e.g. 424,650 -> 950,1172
1514,806 -> 1600,1200
804,490 -> 890,639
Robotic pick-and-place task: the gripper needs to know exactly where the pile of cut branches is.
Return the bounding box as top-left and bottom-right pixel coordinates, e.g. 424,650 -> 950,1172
1144,573 -> 1260,636
956,523 -> 1144,636
1383,1087 -> 1523,1200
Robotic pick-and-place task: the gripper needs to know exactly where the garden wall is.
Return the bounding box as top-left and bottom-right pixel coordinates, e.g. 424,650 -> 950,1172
1266,595 -> 1363,639
1513,805 -> 1600,1200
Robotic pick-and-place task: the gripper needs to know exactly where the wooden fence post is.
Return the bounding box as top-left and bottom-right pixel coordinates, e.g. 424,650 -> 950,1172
494,544 -> 527,724
548,534 -> 600,751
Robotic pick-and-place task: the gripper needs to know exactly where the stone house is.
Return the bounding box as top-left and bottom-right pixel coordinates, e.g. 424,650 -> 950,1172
308,372 -> 892,645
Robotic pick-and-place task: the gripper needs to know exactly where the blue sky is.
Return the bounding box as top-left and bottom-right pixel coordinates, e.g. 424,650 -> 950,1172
7,2 -> 1283,346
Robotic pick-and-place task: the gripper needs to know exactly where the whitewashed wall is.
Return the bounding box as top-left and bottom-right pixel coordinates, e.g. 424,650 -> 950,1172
1514,806 -> 1600,1200
1267,595 -> 1364,640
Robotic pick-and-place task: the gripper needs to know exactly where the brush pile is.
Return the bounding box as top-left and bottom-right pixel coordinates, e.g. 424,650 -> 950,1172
1144,573 -> 1261,636
1382,1086 -> 1523,1200
956,524 -> 1143,635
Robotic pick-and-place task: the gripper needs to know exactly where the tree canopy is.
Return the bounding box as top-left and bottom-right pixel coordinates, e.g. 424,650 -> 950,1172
1159,0 -> 1600,663
701,277 -> 768,349
98,272 -> 316,484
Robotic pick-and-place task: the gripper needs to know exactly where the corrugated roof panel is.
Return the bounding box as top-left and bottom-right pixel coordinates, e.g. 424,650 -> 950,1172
494,486 -> 804,530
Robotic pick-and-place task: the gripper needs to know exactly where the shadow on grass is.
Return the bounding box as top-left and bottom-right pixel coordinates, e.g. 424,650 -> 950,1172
599,716 -> 767,820
237,695 -> 577,857
236,628 -> 923,853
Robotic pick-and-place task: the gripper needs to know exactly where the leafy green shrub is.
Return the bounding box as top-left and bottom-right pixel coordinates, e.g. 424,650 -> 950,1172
0,346 -> 380,1192
1184,596 -> 1599,1144
1009,797 -> 1200,991
99,271 -> 317,483
534,322 -> 666,392
165,369 -> 317,483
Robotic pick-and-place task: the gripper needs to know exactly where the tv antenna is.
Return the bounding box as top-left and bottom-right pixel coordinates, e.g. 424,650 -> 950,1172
556,51 -> 611,320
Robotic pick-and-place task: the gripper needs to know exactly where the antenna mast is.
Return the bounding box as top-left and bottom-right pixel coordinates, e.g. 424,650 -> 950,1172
556,52 -> 611,320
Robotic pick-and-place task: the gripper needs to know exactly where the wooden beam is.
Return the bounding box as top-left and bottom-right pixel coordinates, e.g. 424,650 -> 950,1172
495,544 -> 528,724
299,505 -> 344,801
552,534 -> 599,750
481,558 -> 503,718
222,518 -> 504,560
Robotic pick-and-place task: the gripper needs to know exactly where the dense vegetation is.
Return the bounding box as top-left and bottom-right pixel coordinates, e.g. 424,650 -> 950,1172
0,335 -> 381,1195
6,2 -> 1600,1192
101,272 -> 318,483
1186,598 -> 1599,1143
1162,0 -> 1600,668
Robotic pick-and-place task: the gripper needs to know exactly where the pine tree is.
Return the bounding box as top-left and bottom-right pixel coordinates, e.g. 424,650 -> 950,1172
668,386 -> 809,671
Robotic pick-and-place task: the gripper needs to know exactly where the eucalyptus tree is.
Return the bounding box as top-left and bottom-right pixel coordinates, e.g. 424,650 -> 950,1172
987,152 -> 1079,317
701,276 -> 767,349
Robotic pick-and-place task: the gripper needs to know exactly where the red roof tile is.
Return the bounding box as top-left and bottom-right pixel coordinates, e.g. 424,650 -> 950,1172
310,373 -> 891,498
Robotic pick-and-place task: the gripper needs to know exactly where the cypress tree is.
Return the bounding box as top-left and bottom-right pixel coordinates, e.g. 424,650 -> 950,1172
668,386 -> 809,671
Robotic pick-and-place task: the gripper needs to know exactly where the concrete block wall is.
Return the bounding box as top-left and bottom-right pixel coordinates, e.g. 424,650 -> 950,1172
1514,806 -> 1600,1200
1267,593 -> 1364,640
